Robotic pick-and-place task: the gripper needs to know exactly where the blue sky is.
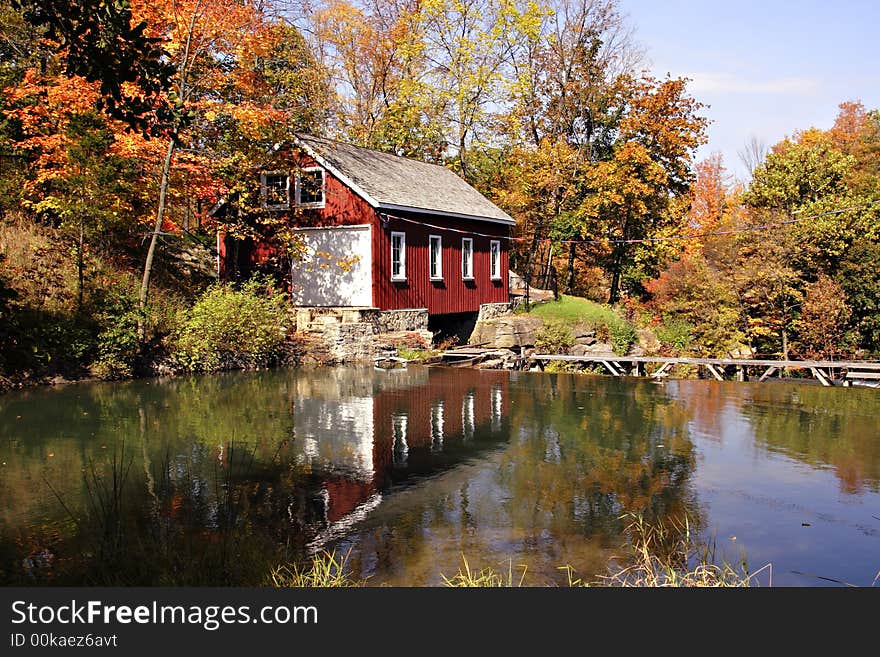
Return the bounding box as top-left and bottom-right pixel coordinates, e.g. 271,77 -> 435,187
620,0 -> 880,180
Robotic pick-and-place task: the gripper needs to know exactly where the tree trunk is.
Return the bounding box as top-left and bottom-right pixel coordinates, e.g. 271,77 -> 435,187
608,213 -> 631,305
608,242 -> 626,305
523,219 -> 545,311
138,136 -> 176,341
566,243 -> 576,294
543,244 -> 554,287
76,216 -> 84,314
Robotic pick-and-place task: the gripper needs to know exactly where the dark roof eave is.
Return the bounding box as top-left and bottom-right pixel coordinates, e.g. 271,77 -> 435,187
377,203 -> 515,226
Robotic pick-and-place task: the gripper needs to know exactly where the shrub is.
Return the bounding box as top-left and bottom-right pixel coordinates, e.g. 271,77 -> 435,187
93,308 -> 142,379
543,361 -> 580,374
646,253 -> 745,356
89,287 -> 144,379
535,322 -> 574,354
174,279 -> 288,372
609,320 -> 637,356
656,316 -> 693,353
396,347 -> 441,362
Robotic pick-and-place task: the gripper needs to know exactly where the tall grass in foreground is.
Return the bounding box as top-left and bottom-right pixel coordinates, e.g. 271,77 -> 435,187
269,550 -> 363,587
443,514 -> 770,588
596,513 -> 770,587
441,556 -> 529,587
268,515 -> 773,587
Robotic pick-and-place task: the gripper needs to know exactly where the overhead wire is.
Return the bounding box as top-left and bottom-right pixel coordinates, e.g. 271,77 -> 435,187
379,199 -> 880,246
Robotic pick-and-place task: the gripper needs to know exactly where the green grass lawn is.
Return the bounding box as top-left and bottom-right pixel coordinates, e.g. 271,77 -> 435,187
528,295 -> 638,355
528,294 -> 625,328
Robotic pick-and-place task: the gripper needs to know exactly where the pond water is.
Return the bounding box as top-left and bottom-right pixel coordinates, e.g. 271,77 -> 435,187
1,366 -> 878,586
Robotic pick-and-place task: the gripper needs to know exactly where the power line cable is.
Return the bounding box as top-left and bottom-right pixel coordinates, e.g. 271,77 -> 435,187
380,199 -> 880,245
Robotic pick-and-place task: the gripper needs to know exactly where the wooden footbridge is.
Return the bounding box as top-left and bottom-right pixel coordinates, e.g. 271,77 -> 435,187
528,355 -> 880,387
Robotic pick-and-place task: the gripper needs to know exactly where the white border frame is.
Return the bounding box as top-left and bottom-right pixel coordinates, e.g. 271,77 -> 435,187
461,237 -> 474,280
260,171 -> 290,210
295,166 -> 326,209
391,231 -> 407,281
429,234 -> 443,281
490,239 -> 502,280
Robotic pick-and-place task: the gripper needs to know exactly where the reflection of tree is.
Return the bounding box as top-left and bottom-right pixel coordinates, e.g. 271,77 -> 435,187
739,385 -> 880,494
501,374 -> 699,542
1,371 -> 314,584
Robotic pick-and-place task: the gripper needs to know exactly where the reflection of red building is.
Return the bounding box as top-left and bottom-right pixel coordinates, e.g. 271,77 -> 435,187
304,369 -> 510,539
371,369 -> 510,484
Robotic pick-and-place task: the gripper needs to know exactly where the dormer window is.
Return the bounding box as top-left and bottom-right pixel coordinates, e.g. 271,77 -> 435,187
295,167 -> 325,208
260,168 -> 325,210
261,171 -> 289,210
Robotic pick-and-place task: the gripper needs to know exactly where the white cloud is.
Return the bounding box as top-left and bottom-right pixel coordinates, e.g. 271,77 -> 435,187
688,72 -> 820,95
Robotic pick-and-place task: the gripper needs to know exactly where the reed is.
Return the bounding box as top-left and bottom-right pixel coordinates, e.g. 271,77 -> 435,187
442,556 -> 528,587
270,550 -> 363,587
596,513 -> 771,587
441,514 -> 772,587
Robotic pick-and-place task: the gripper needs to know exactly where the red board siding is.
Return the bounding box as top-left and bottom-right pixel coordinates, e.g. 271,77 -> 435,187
372,213 -> 509,315
288,152 -> 377,229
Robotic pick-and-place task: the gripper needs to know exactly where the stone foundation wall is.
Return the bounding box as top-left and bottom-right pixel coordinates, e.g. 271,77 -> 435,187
293,307 -> 432,363
477,302 -> 513,321
371,308 -> 430,333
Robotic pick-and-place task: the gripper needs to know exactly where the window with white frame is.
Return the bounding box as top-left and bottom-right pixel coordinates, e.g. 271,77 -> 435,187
391,231 -> 406,281
490,240 -> 501,280
295,167 -> 325,208
261,172 -> 289,209
429,235 -> 443,280
461,237 -> 474,280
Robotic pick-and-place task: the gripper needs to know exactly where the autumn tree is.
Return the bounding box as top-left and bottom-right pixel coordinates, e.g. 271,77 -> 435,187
419,0 -> 523,178
827,101 -> 880,197
305,0 -> 445,158
645,252 -> 744,356
725,224 -> 803,359
493,0 -> 641,299
741,106 -> 880,355
796,274 -> 852,360
687,153 -> 731,235
578,75 -> 707,303
36,112 -> 137,311
744,129 -> 853,213
10,0 -> 175,134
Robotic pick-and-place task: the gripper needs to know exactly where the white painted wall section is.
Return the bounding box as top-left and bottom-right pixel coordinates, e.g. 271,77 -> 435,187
291,225 -> 372,307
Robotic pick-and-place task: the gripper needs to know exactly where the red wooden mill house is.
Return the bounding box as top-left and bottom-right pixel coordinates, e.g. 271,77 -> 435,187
217,134 -> 514,346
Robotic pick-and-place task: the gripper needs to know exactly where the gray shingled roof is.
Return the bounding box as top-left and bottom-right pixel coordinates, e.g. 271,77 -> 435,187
294,134 -> 514,224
